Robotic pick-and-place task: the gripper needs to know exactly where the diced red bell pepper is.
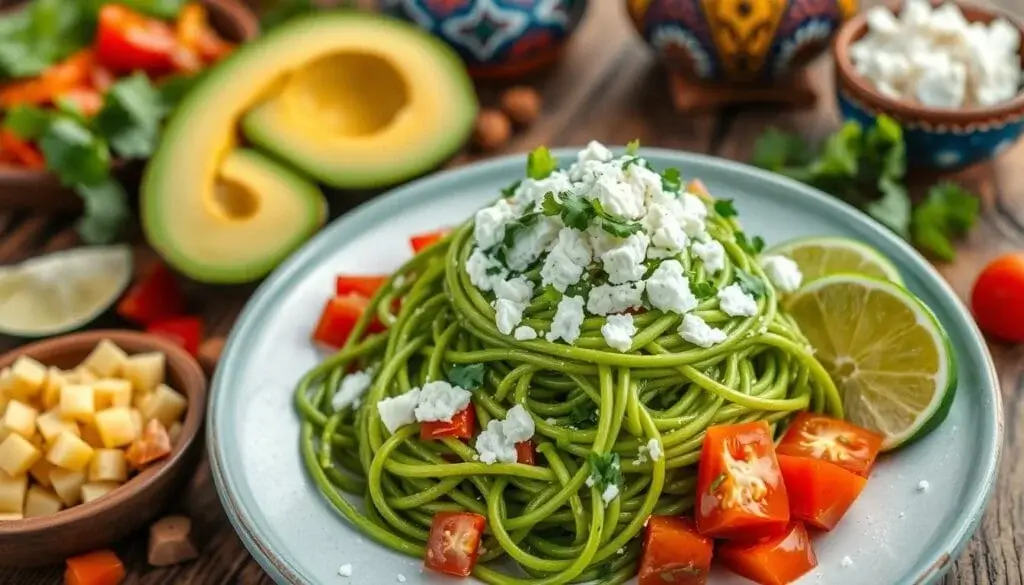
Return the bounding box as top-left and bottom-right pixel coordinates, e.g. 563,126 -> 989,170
0,130 -> 45,169
777,454 -> 867,531
515,441 -> 536,465
312,294 -> 383,348
117,262 -> 186,326
638,516 -> 713,585
95,5 -> 180,75
335,275 -> 389,298
409,229 -> 450,254
146,316 -> 204,357
717,522 -> 817,585
421,406 -> 476,440
65,550 -> 125,585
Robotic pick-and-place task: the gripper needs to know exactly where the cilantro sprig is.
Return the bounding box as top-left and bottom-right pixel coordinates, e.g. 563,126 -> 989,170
587,452 -> 621,492
752,116 -> 979,260
527,146 -> 558,180
734,268 -> 766,298
447,363 -> 486,391
541,192 -> 643,238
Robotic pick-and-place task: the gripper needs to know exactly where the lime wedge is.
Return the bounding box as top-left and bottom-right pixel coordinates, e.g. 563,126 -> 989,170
0,245 -> 133,338
765,237 -> 902,284
785,275 -> 955,450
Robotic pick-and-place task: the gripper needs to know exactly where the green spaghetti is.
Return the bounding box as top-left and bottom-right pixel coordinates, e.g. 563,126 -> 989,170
295,143 -> 843,585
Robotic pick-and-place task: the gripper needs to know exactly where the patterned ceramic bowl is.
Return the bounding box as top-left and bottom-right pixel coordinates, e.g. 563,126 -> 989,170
379,0 -> 588,79
626,0 -> 858,84
834,4 -> 1024,170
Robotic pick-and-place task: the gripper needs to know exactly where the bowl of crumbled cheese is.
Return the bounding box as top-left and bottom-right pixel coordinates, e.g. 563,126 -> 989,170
835,0 -> 1024,169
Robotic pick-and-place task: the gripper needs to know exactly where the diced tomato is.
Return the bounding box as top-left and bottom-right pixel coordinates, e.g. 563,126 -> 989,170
717,522 -> 817,585
777,454 -> 866,531
65,549 -> 125,585
695,421 -> 789,540
117,262 -> 186,326
638,516 -> 713,585
515,441 -> 536,465
421,406 -> 476,440
424,512 -> 486,577
335,275 -> 389,298
95,5 -> 179,75
0,130 -> 45,169
146,316 -> 204,357
175,3 -> 233,64
686,179 -> 710,198
58,88 -> 104,117
125,419 -> 173,470
312,294 -> 383,348
776,413 -> 883,477
0,50 -> 95,108
196,27 -> 234,62
409,229 -> 450,254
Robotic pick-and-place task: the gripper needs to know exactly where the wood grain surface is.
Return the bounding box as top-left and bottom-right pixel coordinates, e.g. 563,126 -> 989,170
1,0 -> 1022,583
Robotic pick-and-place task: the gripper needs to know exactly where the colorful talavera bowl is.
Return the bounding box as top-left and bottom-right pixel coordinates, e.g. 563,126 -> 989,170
626,0 -> 858,84
378,0 -> 588,79
834,3 -> 1024,170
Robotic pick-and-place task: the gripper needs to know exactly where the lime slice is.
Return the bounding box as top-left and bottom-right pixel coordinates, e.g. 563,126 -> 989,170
0,245 -> 133,338
765,237 -> 902,284
785,275 -> 955,450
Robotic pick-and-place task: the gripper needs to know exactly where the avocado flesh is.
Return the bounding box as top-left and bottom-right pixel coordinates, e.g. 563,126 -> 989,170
242,13 -> 477,189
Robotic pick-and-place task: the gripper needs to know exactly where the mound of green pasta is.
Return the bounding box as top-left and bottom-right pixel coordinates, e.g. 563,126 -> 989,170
296,163 -> 842,585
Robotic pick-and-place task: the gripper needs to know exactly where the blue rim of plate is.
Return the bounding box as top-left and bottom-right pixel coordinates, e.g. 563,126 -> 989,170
207,147 -> 1003,585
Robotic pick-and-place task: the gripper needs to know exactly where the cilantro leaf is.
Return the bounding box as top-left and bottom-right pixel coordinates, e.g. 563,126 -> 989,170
661,168 -> 682,193
39,117 -> 111,187
625,139 -> 640,155
714,199 -> 737,218
500,179 -> 521,198
587,452 -> 621,491
3,104 -> 51,140
75,179 -> 130,244
911,182 -> 979,261
735,232 -> 765,255
94,72 -> 166,160
810,121 -> 861,179
866,178 -> 911,237
621,156 -> 645,170
541,191 -> 562,216
690,277 -> 717,299
447,363 -> 486,391
0,0 -> 93,80
527,146 -> 558,180
591,199 -> 643,237
545,192 -> 594,230
752,128 -> 814,171
569,403 -> 599,428
734,268 -> 766,298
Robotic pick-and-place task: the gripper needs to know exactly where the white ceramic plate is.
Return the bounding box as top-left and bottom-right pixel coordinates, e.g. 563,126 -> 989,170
208,149 -> 1002,585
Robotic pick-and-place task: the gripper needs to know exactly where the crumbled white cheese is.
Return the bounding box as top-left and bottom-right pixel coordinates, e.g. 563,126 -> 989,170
494,298 -> 525,335
505,217 -> 559,272
624,163 -> 665,201
546,295 -> 586,344
541,228 -> 592,292
601,483 -> 620,504
494,275 -> 534,304
475,404 -> 535,464
841,556 -> 854,569
600,232 -> 649,284
338,564 -> 353,577
601,314 -> 636,352
679,314 -> 727,348
590,173 -> 645,220
646,203 -> 689,257
514,325 -> 538,341
466,248 -> 503,292
576,140 -> 613,167
474,199 -> 516,249
646,438 -> 663,461
917,480 -> 930,492
681,192 -> 709,219
692,240 -> 725,274
503,404 -> 535,442
513,172 -> 573,208
413,381 -> 471,423
718,283 -> 757,317
645,260 -> 698,314
587,282 -> 645,315
377,389 -> 421,433
760,255 -> 803,293
332,370 -> 373,412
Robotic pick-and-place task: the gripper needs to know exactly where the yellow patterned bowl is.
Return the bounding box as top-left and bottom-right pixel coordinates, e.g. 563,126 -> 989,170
626,0 -> 858,84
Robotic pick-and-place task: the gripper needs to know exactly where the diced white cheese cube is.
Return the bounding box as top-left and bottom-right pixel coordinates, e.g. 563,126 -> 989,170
988,18 -> 1021,53
546,296 -> 586,344
901,0 -> 932,29
915,61 -> 967,108
645,260 -> 697,314
413,381 -> 471,423
679,314 -> 727,348
760,255 -> 803,293
601,483 -> 619,504
718,284 -> 757,317
624,163 -> 664,201
376,389 -> 421,433
513,172 -> 573,208
692,240 -> 726,274
505,217 -> 559,272
866,6 -> 900,37
601,314 -> 636,353
541,228 -> 592,292
494,299 -> 525,335
645,203 -> 689,256
600,232 -> 649,284
929,3 -> 970,40
475,420 -> 516,464
587,282 -> 646,316
576,140 -> 613,167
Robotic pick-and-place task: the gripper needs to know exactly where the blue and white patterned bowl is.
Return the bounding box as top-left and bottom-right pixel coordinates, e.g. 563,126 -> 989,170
379,0 -> 588,80
834,3 -> 1024,170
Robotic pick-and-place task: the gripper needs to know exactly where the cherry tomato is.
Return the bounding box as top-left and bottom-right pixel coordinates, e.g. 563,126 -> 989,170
424,512 -> 486,577
65,550 -> 125,585
420,406 -> 476,440
777,454 -> 866,531
638,516 -> 713,585
312,294 -> 383,348
971,253 -> 1024,342
410,229 -> 450,254
335,275 -> 389,298
117,262 -> 186,326
515,440 -> 536,465
717,522 -> 817,585
95,5 -> 179,75
776,413 -> 883,477
695,421 -> 789,540
146,316 -> 204,357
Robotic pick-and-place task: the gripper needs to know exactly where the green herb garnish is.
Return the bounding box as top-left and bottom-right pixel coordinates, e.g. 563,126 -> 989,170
500,179 -> 521,198
625,138 -> 640,155
541,192 -> 643,237
447,363 -> 486,391
714,199 -> 738,218
735,231 -> 765,255
661,167 -> 682,193
734,268 -> 766,298
587,452 -> 621,491
527,145 -> 558,180
690,278 -> 717,299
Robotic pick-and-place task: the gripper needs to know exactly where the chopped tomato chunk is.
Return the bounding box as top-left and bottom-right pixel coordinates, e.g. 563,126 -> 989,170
335,275 -> 389,298
0,130 -> 45,169
95,5 -> 179,75
695,421 -> 789,540
58,87 -> 104,117
117,262 -> 186,325
421,406 -> 476,440
125,419 -> 173,469
65,549 -> 125,585
312,294 -> 383,348
410,229 -> 450,254
776,413 -> 883,477
638,516 -> 713,585
0,50 -> 95,108
515,440 -> 536,465
147,316 -> 204,357
717,522 -> 817,585
424,512 -> 486,577
777,454 -> 866,531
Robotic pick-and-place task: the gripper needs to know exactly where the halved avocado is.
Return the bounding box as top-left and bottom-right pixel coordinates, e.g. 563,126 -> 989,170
241,12 -> 477,188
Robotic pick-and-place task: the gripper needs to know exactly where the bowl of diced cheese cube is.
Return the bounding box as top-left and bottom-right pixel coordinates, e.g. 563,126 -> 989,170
835,0 -> 1024,169
0,330 -> 206,567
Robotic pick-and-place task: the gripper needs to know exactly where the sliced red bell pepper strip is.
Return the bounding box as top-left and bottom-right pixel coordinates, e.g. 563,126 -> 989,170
515,440 -> 536,465
312,294 -> 383,348
95,5 -> 180,75
117,262 -> 186,326
420,406 -> 476,440
146,316 -> 204,357
409,229 -> 450,254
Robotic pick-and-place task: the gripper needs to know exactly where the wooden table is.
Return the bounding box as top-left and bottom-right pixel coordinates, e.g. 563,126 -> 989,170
2,1 -> 1023,583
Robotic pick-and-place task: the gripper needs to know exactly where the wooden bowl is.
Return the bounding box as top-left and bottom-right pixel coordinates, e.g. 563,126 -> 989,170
0,0 -> 260,213
0,330 -> 207,567
834,1 -> 1024,169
